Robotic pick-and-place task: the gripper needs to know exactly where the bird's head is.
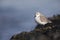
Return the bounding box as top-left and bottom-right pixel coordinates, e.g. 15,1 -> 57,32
35,12 -> 40,17
35,12 -> 43,17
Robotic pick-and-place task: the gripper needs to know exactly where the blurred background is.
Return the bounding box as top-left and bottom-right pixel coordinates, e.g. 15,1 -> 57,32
0,0 -> 60,40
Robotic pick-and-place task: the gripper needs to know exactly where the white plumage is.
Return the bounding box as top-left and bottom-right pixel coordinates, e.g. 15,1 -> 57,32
35,12 -> 52,25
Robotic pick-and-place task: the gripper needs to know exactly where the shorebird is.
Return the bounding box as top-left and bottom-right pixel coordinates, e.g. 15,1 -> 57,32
35,12 -> 52,25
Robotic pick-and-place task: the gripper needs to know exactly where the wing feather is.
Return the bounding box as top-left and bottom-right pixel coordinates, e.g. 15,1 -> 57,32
40,15 -> 48,22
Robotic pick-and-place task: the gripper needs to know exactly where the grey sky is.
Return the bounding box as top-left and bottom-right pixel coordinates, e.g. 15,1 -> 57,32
0,0 -> 60,16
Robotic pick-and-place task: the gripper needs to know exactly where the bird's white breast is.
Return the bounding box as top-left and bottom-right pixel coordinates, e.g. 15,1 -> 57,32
35,16 -> 48,25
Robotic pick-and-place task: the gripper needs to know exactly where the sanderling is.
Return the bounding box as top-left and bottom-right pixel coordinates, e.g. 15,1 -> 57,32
35,12 -> 52,25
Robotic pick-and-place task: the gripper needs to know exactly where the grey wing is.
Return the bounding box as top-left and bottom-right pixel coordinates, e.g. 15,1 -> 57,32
40,15 -> 50,22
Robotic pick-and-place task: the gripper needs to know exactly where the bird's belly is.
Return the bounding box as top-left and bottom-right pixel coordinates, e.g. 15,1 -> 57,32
35,17 -> 47,25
